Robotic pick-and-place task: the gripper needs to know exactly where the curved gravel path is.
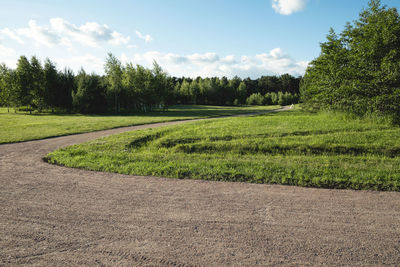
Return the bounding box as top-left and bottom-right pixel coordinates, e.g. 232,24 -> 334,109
1,108 -> 400,266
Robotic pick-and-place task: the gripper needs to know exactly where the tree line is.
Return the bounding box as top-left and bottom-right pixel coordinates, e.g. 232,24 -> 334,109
301,0 -> 400,123
0,53 -> 300,114
173,74 -> 300,106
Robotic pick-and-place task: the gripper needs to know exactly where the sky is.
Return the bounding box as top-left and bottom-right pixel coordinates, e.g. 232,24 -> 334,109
0,0 -> 399,78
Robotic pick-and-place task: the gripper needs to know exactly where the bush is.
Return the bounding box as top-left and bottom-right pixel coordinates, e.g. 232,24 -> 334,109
246,93 -> 264,105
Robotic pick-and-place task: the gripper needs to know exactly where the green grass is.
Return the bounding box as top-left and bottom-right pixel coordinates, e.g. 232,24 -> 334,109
0,105 -> 278,144
45,109 -> 400,191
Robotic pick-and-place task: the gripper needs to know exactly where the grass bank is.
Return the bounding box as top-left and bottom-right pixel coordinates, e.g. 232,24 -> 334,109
0,105 -> 278,144
45,109 -> 400,191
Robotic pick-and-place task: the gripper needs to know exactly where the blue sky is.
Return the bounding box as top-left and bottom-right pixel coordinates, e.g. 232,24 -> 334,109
0,0 -> 399,78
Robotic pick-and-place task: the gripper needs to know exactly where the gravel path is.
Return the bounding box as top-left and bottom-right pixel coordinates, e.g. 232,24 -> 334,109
1,108 -> 400,266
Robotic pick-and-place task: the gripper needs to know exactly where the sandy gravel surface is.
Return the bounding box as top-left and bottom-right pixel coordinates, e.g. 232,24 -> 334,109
1,109 -> 400,266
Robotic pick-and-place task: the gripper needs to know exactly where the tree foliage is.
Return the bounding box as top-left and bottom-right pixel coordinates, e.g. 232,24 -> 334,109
0,64 -> 16,112
301,0 -> 400,122
105,53 -> 123,113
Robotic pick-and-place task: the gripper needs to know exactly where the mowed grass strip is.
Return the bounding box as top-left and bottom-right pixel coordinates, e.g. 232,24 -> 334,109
0,105 -> 277,144
45,110 -> 400,191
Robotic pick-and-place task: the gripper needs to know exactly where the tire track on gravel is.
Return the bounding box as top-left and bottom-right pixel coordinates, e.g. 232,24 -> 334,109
1,106 -> 400,266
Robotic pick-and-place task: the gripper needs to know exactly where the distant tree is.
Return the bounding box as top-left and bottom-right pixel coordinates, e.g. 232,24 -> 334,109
264,93 -> 273,105
189,79 -> 200,104
219,76 -> 231,105
280,73 -> 300,94
30,56 -> 46,111
163,76 -> 176,109
0,64 -> 16,112
244,77 -> 258,96
246,93 -> 264,106
43,58 -> 59,112
236,81 -> 247,105
58,68 -> 75,111
122,62 -> 138,110
140,66 -> 156,111
258,75 -> 280,94
152,60 -> 172,109
229,76 -> 241,93
73,70 -> 107,113
179,79 -> 191,104
104,53 -> 123,113
199,78 -> 212,104
15,56 -> 33,113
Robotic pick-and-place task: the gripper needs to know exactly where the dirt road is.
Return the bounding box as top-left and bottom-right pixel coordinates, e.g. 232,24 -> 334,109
1,110 -> 400,266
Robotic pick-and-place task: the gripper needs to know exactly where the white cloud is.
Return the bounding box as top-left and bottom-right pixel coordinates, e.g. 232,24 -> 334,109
1,18 -> 132,49
17,20 -> 61,47
0,28 -> 23,44
135,30 -> 153,43
0,48 -> 307,77
187,52 -> 219,63
128,48 -> 307,78
50,18 -> 130,47
272,0 -> 307,15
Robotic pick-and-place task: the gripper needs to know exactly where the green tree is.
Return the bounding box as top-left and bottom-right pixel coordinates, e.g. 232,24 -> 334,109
246,93 -> 264,105
122,62 -> 139,110
189,79 -> 200,104
15,56 -> 33,113
301,0 -> 400,122
179,79 -> 191,104
0,64 -> 17,112
236,81 -> 247,105
152,61 -> 171,109
73,70 -> 107,113
30,56 -> 45,111
58,68 -> 75,111
105,53 -> 123,113
43,58 -> 59,112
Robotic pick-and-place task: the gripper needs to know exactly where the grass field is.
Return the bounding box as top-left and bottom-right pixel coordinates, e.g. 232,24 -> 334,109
0,105 -> 278,144
45,109 -> 400,191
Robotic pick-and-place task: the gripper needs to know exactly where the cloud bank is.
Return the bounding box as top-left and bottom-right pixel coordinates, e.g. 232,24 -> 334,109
0,18 -> 135,48
126,48 -> 307,78
272,0 -> 307,15
0,18 -> 307,78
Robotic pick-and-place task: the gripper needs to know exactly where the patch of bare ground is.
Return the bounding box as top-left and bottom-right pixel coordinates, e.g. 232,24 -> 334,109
1,108 -> 400,266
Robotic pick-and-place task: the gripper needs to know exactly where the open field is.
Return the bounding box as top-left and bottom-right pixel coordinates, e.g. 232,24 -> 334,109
1,115 -> 400,265
46,109 -> 400,191
0,105 -> 277,144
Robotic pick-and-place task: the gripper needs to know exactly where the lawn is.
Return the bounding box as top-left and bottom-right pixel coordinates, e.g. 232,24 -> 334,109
0,105 -> 278,144
45,109 -> 400,191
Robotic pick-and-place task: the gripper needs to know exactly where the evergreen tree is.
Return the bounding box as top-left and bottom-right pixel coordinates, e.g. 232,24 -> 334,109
15,56 -> 33,113
58,68 -> 75,111
73,70 -> 107,113
43,58 -> 59,111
